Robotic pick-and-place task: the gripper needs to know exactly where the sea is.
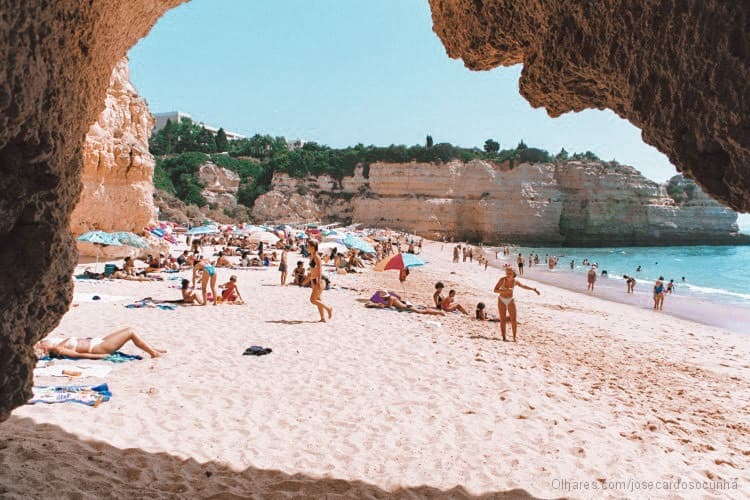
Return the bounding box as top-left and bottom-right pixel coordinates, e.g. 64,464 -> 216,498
484,243 -> 750,333
507,245 -> 750,304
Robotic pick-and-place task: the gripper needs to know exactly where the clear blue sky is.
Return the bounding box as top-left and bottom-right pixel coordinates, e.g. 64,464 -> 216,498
128,0 -> 748,226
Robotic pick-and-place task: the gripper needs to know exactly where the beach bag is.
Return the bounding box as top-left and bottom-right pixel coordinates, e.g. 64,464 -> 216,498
243,346 -> 272,356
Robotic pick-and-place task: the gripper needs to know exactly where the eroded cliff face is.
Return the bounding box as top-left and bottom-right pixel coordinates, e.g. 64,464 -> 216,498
198,162 -> 240,210
70,57 -> 157,247
429,0 -> 750,212
253,161 -> 743,246
0,0 -> 186,422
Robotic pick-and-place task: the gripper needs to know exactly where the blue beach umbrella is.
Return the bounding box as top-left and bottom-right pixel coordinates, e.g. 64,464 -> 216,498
77,230 -> 122,246
77,231 -> 123,272
187,225 -> 219,235
342,235 -> 375,254
111,231 -> 149,249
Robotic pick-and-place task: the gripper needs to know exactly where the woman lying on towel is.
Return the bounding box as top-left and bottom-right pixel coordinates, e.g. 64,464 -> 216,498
366,290 -> 445,316
34,327 -> 166,359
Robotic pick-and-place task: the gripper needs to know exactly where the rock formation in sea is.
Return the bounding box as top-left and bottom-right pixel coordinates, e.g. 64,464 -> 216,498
2,0 -> 750,420
70,57 -> 157,251
253,161 -> 745,246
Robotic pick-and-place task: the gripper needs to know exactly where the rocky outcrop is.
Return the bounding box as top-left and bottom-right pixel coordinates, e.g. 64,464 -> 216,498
70,57 -> 157,251
428,0 -> 750,212
2,0 -> 750,421
198,162 -> 240,210
254,161 -> 745,246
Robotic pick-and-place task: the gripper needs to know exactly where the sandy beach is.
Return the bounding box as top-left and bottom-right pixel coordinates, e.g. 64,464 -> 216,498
1,240 -> 748,498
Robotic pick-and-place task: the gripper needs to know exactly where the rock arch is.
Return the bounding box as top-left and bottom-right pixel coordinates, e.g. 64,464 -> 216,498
1,0 -> 749,419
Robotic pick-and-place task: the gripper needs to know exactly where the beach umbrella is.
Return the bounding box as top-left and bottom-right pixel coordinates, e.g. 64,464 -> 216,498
374,253 -> 425,298
77,230 -> 122,246
248,231 -> 280,245
342,235 -> 375,254
323,234 -> 344,242
296,232 -> 308,239
187,225 -> 219,235
319,241 -> 348,254
111,231 -> 149,249
374,252 -> 425,272
77,231 -> 123,273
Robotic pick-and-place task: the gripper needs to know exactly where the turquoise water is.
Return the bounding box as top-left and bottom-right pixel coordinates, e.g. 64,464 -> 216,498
501,245 -> 750,306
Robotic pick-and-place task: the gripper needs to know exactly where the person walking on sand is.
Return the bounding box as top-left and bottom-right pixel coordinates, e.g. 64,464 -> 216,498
494,266 -> 540,342
517,253 -> 524,276
306,239 -> 333,322
453,246 -> 460,263
587,266 -> 597,292
192,257 -> 218,306
279,247 -> 288,285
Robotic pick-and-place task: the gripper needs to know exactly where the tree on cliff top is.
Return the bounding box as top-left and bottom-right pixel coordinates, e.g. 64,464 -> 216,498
195,127 -> 217,154
215,128 -> 229,153
484,138 -> 500,154
425,135 -> 434,148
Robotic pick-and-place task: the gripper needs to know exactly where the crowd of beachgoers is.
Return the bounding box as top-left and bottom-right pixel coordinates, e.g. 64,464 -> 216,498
34,223 -> 696,359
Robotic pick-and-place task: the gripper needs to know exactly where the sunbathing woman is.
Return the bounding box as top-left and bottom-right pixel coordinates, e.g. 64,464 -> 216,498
367,290 -> 445,316
433,282 -> 445,309
219,275 -> 244,304
306,240 -> 333,322
192,257 -> 218,306
493,265 -> 540,342
34,327 -> 165,359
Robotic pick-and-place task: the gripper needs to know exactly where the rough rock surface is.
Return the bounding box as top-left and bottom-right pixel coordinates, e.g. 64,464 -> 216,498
2,0 -> 750,421
0,0 -> 186,421
198,162 -> 240,210
71,57 -> 157,253
253,161 -> 744,246
429,0 -> 750,212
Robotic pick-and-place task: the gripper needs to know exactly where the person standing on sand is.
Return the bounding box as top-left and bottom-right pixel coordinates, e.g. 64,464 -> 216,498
494,266 -> 540,342
192,257 -> 218,306
667,279 -> 675,294
517,253 -> 524,276
306,239 -> 333,322
279,247 -> 288,285
587,266 -> 597,292
653,276 -> 665,310
570,259 -> 574,270
453,246 -> 460,263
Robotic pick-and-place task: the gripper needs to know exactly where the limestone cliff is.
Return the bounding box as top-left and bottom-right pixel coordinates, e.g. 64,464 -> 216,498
198,161 -> 240,210
70,57 -> 156,240
253,161 -> 745,246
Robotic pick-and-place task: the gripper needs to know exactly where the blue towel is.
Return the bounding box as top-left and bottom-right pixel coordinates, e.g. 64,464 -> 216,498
38,351 -> 142,363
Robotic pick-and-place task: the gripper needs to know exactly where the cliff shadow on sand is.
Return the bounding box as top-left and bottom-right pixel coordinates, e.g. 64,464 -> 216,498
0,416 -> 541,499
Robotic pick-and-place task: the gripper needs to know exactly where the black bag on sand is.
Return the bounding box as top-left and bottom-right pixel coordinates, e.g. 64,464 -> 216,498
243,346 -> 272,356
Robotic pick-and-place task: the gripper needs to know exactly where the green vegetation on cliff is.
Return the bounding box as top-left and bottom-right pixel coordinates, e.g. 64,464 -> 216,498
150,118 -> 605,214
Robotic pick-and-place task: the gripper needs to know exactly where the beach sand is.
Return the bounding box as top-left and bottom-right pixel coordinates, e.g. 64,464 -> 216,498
1,241 -> 748,498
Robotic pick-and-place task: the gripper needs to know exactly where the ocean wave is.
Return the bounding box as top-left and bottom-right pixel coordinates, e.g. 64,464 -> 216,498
683,283 -> 750,301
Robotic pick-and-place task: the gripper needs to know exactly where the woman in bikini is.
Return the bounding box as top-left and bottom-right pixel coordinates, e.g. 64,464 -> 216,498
34,327 -> 165,359
306,239 -> 333,322
433,282 -> 445,309
493,265 -> 540,342
192,257 -> 218,306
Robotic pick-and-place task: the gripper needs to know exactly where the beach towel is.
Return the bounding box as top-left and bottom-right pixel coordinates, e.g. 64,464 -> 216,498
243,346 -> 272,356
38,351 -> 142,363
125,300 -> 176,310
34,364 -> 113,378
369,291 -> 400,305
29,383 -> 111,406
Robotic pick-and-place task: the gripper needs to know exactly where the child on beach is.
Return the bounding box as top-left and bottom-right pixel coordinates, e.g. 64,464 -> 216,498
219,275 -> 244,304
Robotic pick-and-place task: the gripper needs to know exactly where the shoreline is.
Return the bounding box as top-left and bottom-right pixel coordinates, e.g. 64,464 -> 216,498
481,248 -> 750,335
